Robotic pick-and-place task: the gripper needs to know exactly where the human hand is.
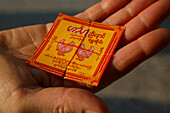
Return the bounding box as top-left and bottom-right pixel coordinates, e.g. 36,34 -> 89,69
0,0 -> 169,112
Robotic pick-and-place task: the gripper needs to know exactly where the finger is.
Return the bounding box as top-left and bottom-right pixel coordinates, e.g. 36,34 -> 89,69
75,0 -> 130,21
95,28 -> 170,91
114,28 -> 169,76
119,0 -> 170,48
0,24 -> 50,56
103,0 -> 157,25
21,88 -> 109,113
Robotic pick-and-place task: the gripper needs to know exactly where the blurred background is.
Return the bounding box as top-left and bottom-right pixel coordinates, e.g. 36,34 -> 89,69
0,0 -> 169,112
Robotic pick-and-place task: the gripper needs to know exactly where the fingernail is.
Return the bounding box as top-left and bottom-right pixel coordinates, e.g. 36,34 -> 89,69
85,110 -> 97,113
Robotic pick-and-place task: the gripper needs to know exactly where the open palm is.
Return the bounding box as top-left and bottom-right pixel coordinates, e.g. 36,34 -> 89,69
0,0 -> 169,112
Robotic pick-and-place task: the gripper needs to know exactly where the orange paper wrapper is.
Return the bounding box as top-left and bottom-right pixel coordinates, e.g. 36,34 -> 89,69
27,13 -> 125,86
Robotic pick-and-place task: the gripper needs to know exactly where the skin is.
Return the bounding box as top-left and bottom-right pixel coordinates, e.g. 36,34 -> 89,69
0,0 -> 169,112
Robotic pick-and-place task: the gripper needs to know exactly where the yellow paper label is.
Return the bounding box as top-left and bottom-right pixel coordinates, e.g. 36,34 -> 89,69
27,13 -> 125,86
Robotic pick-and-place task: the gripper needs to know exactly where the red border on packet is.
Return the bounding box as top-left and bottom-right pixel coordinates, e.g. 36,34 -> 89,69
27,13 -> 125,86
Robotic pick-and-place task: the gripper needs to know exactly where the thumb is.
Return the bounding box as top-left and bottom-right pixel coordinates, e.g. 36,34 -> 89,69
21,87 -> 109,113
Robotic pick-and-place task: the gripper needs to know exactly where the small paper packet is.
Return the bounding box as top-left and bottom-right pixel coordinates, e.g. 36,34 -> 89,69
27,13 -> 125,86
